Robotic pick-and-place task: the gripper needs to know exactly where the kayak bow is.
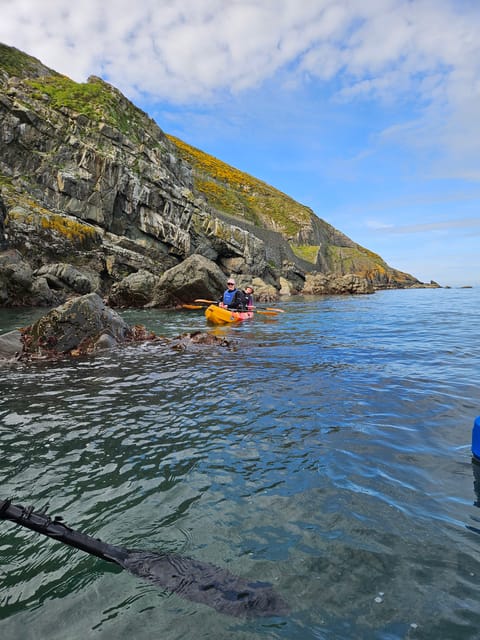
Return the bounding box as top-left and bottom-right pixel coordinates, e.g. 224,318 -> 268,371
204,304 -> 254,325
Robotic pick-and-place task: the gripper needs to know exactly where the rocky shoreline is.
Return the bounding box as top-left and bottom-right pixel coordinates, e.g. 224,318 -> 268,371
0,244 -> 385,310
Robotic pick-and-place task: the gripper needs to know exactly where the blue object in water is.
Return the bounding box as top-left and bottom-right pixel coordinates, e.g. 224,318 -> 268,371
472,417 -> 480,461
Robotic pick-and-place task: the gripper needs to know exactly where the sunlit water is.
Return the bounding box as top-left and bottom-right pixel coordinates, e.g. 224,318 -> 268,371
1,288 -> 480,639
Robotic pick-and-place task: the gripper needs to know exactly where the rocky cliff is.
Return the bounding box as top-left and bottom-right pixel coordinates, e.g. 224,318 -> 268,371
0,43 -> 424,308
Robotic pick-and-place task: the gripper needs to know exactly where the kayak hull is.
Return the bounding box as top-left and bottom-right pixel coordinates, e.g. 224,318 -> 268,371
205,305 -> 253,325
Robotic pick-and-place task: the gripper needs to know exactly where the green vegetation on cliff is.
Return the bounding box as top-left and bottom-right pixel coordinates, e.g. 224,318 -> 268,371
27,75 -> 155,143
1,180 -> 99,249
291,244 -> 320,264
0,43 -> 55,78
0,44 -> 158,144
28,75 -> 116,121
167,134 -> 314,237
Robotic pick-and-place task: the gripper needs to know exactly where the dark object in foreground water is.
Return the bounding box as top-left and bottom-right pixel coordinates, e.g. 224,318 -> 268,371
0,499 -> 289,618
472,416 -> 480,462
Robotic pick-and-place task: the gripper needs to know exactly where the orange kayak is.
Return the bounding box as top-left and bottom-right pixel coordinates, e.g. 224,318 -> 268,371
205,304 -> 254,325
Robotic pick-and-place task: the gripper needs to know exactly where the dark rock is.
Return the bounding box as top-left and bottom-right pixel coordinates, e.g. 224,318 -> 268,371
0,194 -> 7,249
92,332 -> 119,351
35,263 -> 97,294
30,275 -> 59,306
108,269 -> 161,307
1,291 -> 238,365
0,249 -> 34,304
170,331 -> 235,351
21,292 -> 131,358
151,254 -> 227,307
302,273 -> 374,295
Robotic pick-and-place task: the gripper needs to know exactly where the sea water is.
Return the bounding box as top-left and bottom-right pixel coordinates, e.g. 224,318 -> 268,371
0,288 -> 479,639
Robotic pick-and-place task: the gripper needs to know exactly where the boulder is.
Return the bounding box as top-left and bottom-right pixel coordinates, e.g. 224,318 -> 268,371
0,249 -> 68,306
151,254 -> 227,307
302,273 -> 374,295
249,277 -> 279,302
35,263 -> 98,295
279,277 -> 294,296
0,249 -> 34,305
30,276 -> 60,306
21,292 -> 132,358
107,269 -> 161,307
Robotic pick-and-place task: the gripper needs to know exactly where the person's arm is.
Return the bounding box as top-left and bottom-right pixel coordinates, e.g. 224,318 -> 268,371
232,290 -> 248,310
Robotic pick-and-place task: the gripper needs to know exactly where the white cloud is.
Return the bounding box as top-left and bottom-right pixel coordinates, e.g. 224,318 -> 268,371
1,0 -> 477,101
1,0 -> 480,174
367,217 -> 480,234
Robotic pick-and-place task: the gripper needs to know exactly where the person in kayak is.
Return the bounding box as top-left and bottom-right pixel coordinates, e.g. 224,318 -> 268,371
243,285 -> 254,310
219,279 -> 239,308
219,279 -> 249,310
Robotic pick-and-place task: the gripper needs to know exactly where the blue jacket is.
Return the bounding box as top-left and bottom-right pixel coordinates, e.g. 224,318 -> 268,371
222,288 -> 238,306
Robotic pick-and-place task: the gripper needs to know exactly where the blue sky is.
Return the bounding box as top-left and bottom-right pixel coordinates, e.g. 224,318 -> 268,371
1,0 -> 479,286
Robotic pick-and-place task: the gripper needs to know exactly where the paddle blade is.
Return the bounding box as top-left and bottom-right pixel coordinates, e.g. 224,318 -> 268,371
0,499 -> 289,619
120,550 -> 290,618
181,304 -> 203,310
194,299 -> 218,304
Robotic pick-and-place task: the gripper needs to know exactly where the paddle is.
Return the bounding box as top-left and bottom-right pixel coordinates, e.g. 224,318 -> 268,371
255,310 -> 280,316
181,304 -> 204,309
193,300 -> 285,314
0,499 -> 289,618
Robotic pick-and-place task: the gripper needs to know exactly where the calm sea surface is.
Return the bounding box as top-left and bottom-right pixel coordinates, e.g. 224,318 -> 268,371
1,288 -> 479,639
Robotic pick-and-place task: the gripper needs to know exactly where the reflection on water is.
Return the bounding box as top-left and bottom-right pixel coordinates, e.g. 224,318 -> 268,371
1,289 -> 480,639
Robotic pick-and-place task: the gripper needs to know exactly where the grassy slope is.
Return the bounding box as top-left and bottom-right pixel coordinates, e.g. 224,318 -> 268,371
167,134 -> 315,236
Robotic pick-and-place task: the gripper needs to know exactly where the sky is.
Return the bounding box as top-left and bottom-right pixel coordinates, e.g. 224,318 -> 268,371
1,0 -> 479,286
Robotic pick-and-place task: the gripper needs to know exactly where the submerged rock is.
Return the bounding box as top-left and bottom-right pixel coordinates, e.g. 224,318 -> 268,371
170,331 -> 235,351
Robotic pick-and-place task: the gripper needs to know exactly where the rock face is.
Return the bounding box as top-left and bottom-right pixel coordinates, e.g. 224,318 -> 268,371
0,43 -> 427,308
302,273 -> 375,295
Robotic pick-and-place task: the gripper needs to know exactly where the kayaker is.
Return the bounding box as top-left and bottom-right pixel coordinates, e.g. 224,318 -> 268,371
219,280 -> 254,311
219,279 -> 239,308
244,286 -> 254,310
